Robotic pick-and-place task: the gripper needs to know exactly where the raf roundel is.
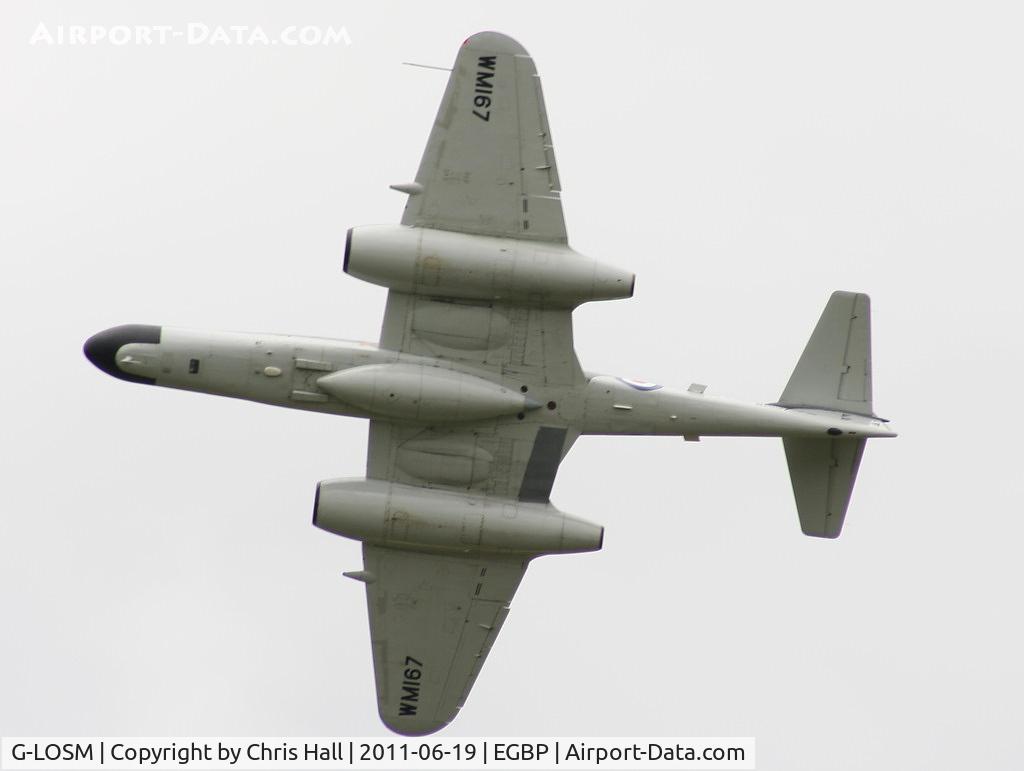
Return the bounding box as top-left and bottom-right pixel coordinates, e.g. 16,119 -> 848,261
618,377 -> 663,391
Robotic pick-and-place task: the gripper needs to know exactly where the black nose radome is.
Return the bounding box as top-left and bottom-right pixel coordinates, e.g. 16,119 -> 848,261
83,324 -> 162,384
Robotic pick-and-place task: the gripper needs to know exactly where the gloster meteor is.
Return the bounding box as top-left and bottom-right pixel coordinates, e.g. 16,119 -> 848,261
86,31 -> 895,736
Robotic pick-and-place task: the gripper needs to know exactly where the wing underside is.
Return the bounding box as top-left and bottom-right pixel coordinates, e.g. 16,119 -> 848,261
400,31 -> 566,242
379,292 -> 583,384
361,543 -> 528,735
350,32 -> 585,736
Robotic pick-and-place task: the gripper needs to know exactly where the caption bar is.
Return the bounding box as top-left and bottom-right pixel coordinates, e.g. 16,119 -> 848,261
2,738 -> 754,770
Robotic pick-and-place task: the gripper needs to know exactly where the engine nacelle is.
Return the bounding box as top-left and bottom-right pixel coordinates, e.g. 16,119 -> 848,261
344,224 -> 634,307
313,478 -> 604,556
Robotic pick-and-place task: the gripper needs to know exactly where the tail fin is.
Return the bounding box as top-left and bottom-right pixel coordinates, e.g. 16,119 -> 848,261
781,292 -> 875,538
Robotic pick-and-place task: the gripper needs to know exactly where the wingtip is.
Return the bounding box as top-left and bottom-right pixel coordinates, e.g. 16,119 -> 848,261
800,524 -> 843,540
380,711 -> 453,737
461,31 -> 528,55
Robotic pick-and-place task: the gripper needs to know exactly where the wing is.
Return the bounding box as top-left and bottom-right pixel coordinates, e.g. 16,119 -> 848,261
353,33 -> 586,735
361,543 -> 528,735
399,31 -> 566,243
360,295 -> 579,733
378,291 -> 583,383
368,421 -> 577,501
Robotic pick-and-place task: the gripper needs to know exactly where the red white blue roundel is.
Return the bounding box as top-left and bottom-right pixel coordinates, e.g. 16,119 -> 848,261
618,377 -> 663,391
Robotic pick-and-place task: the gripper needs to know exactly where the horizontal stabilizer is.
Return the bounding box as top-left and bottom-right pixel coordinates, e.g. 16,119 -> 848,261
780,291 -> 873,415
784,437 -> 866,538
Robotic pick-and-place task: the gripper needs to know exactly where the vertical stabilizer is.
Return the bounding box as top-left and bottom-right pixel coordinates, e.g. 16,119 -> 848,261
779,291 -> 873,416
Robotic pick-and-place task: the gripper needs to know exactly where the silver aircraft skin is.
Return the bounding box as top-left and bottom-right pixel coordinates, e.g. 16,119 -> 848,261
85,32 -> 895,736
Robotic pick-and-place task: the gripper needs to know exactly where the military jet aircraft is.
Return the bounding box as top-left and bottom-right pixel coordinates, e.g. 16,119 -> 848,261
84,31 -> 895,735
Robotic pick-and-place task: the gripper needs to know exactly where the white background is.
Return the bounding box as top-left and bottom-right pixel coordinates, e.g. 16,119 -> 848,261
2,2 -> 1023,769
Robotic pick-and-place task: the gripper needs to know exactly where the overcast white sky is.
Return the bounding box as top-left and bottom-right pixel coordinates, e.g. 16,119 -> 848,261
3,2 -> 1024,769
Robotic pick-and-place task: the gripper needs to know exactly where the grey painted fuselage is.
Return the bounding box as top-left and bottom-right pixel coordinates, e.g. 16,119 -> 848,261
89,324 -> 893,442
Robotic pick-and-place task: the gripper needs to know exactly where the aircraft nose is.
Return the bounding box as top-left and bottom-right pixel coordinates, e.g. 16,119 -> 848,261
83,324 -> 162,384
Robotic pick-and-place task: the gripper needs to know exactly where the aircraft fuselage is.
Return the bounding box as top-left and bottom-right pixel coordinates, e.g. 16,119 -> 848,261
85,324 -> 894,440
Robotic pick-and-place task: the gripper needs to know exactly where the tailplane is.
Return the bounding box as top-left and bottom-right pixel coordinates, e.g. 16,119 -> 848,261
779,292 -> 885,538
779,291 -> 873,416
783,436 -> 866,538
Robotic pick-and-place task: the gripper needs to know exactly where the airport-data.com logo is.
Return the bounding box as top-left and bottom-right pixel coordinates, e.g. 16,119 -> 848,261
29,22 -> 352,47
